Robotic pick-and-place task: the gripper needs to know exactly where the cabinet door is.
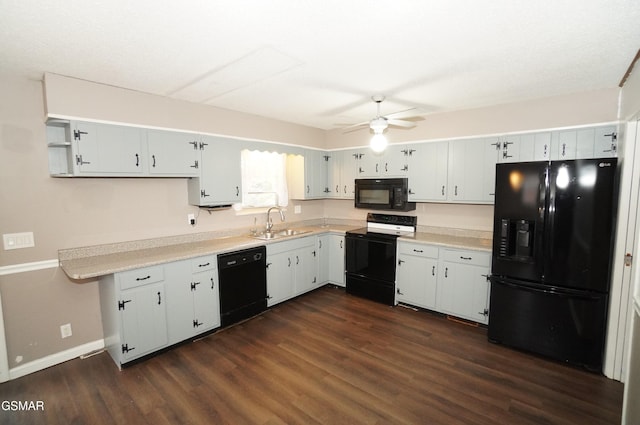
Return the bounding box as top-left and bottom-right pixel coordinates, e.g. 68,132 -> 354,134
266,251 -> 294,306
119,283 -> 168,361
448,139 -> 487,202
327,151 -> 343,198
533,132 -> 552,161
146,129 -> 199,176
340,149 -> 359,198
294,244 -> 318,295
309,150 -> 329,198
191,136 -> 242,205
192,269 -> 220,331
328,235 -> 345,286
554,131 -> 577,160
576,128 -> 596,159
318,235 -> 330,284
482,137 -> 500,203
288,150 -> 328,199
357,149 -> 381,177
594,126 -> 618,157
165,277 -> 196,344
382,146 -> 408,177
498,134 -> 535,163
73,121 -> 145,175
437,261 -> 490,324
407,141 -> 448,201
396,255 -> 438,309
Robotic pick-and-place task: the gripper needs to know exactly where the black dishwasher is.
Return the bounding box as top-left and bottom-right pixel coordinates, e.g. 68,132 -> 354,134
217,246 -> 267,327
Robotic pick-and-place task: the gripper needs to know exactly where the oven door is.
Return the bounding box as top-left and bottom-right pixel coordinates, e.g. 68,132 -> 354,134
345,232 -> 397,305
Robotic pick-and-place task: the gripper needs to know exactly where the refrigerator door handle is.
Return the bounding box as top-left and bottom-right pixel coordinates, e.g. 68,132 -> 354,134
492,277 -> 604,300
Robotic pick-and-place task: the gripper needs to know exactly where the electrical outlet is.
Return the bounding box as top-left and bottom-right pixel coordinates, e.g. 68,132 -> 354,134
294,205 -> 302,214
60,323 -> 72,339
188,213 -> 196,226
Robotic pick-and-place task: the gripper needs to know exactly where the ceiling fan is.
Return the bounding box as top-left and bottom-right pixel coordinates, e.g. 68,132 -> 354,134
341,95 -> 421,134
342,95 -> 422,152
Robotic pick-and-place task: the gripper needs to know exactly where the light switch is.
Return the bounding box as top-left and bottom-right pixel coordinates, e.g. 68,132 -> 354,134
3,232 -> 35,250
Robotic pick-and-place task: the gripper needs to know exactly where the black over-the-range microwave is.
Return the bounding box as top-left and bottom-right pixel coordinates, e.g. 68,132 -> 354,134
354,178 -> 416,211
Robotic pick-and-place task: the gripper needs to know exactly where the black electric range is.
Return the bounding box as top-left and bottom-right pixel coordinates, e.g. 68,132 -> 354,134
345,213 -> 417,305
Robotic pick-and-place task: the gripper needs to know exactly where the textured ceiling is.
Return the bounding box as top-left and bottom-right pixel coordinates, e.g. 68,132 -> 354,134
1,0 -> 639,130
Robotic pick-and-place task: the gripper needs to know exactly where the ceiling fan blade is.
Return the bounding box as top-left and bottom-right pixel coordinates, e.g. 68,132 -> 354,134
342,121 -> 369,130
385,107 -> 420,120
387,119 -> 416,128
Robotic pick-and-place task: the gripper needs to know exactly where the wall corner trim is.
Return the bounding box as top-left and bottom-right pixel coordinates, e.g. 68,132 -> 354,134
8,339 -> 105,381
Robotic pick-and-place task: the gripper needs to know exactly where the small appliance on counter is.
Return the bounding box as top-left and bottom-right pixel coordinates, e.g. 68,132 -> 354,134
345,213 -> 417,305
354,178 -> 415,211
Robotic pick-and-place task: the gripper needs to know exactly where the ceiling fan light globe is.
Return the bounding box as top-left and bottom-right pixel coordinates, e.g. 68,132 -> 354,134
370,133 -> 388,153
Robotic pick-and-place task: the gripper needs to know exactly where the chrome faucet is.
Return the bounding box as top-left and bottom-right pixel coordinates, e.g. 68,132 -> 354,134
266,206 -> 285,232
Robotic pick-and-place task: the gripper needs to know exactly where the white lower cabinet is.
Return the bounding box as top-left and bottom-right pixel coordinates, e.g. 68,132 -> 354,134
266,236 -> 319,306
436,249 -> 491,325
165,255 -> 220,345
99,256 -> 221,367
395,242 -> 491,324
99,265 -> 169,366
318,234 -> 345,287
396,242 -> 438,309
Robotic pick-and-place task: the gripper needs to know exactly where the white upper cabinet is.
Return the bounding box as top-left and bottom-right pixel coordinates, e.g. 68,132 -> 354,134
356,146 -> 408,178
448,138 -> 495,204
340,149 -> 359,198
355,148 -> 379,177
188,136 -> 242,207
594,126 -> 618,157
288,149 -> 329,199
533,132 -> 552,161
382,145 -> 409,177
406,141 -> 448,202
71,121 -> 146,175
497,134 -> 536,163
553,130 -> 578,160
326,150 -> 343,199
327,150 -> 357,199
146,130 -> 200,176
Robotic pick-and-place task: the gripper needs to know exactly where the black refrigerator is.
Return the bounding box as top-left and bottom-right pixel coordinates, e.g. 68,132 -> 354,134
488,158 -> 618,372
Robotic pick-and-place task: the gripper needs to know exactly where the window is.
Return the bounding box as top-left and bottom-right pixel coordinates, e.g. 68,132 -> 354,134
236,149 -> 288,210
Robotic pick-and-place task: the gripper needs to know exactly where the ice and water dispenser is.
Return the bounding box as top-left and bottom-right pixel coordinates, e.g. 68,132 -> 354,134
498,219 -> 535,260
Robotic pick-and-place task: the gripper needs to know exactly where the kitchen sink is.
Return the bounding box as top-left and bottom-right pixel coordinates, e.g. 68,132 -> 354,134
251,228 -> 311,240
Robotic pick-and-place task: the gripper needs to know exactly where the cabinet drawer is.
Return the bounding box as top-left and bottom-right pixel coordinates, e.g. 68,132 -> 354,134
119,265 -> 165,290
191,255 -> 217,273
441,249 -> 490,266
398,242 -> 438,258
267,236 -> 315,256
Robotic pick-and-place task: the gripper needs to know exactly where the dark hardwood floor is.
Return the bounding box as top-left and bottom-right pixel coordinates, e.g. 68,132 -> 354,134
0,286 -> 623,424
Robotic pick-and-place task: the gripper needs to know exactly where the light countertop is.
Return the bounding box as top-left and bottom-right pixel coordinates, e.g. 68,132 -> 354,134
58,222 -> 492,280
400,232 -> 492,252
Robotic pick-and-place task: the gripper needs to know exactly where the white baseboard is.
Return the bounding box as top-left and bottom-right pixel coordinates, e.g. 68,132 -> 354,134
8,339 -> 105,381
